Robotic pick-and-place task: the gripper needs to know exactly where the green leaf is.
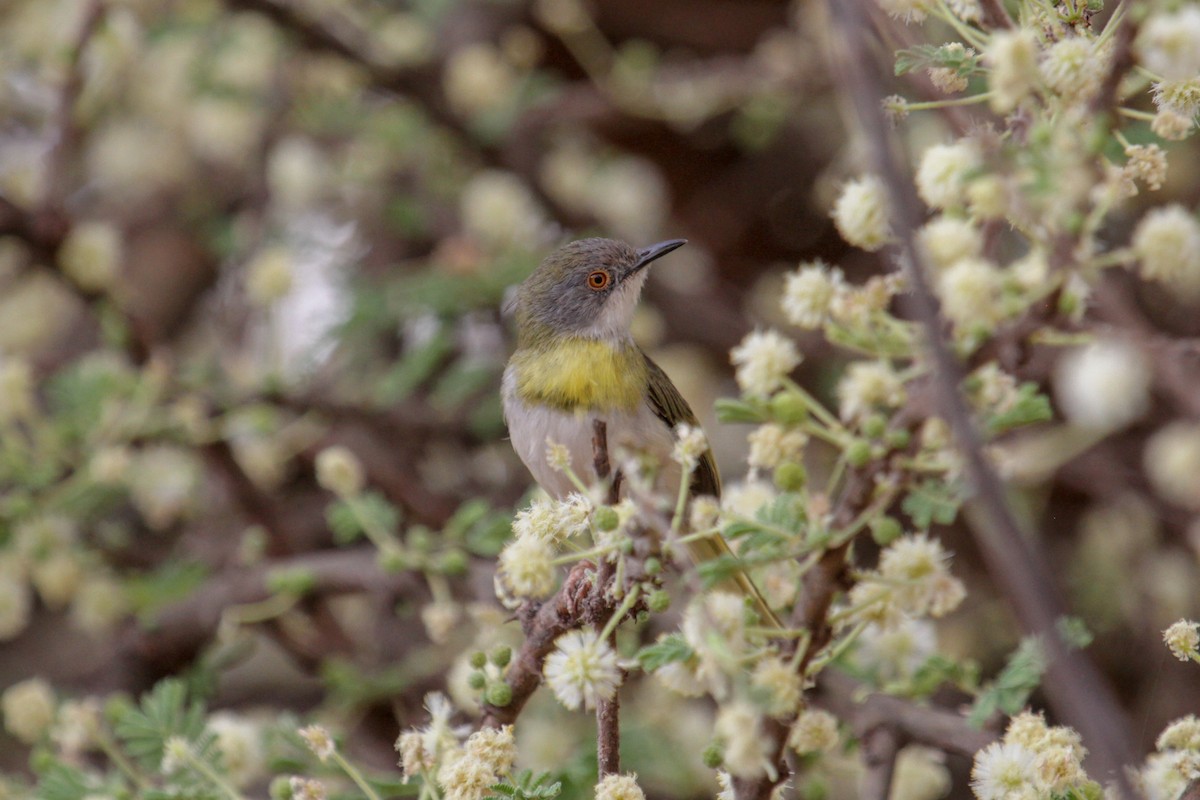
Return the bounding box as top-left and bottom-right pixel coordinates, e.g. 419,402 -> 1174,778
967,637 -> 1046,727
1056,616 -> 1094,650
635,633 -> 694,671
326,500 -> 363,544
714,398 -> 767,424
126,561 -> 210,621
33,762 -> 96,800
985,383 -> 1053,435
696,554 -> 742,589
486,770 -> 563,800
901,480 -> 963,528
113,679 -> 209,770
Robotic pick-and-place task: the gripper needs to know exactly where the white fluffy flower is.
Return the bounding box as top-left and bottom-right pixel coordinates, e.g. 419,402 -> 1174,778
715,702 -> 771,778
2,677 -> 55,744
594,773 -> 645,800
1138,7 -> 1200,81
1163,620 -> 1200,662
986,30 -> 1039,112
731,330 -> 802,397
837,360 -> 905,422
832,176 -> 892,251
1040,37 -> 1101,103
782,262 -> 843,329
916,141 -> 979,210
938,257 -> 1003,330
543,629 -> 621,711
1054,338 -> 1150,430
875,0 -> 935,23
1145,422 -> 1200,509
789,709 -> 839,754
919,216 -> 983,271
1132,205 -> 1200,293
970,741 -> 1039,800
497,535 -> 557,599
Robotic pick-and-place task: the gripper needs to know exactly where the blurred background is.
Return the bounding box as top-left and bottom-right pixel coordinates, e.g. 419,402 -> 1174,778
1,0 -> 1199,796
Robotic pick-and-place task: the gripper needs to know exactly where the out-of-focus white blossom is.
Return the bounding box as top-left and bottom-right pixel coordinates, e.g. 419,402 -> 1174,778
1138,8 -> 1200,81
986,30 -> 1039,112
1132,205 -> 1200,293
1054,338 -> 1150,430
1145,422 -> 1200,510
731,330 -> 801,397
916,141 -> 980,210
832,176 -> 893,251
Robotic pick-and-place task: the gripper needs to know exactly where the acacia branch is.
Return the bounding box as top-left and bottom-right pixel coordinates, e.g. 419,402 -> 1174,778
825,0 -> 1134,788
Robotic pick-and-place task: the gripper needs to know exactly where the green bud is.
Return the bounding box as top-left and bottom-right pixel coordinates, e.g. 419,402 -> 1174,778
270,776 -> 294,800
376,544 -> 408,573
774,462 -> 807,491
437,549 -> 469,575
885,429 -> 911,449
468,671 -> 487,690
407,526 -> 433,552
593,506 -> 620,532
846,439 -> 872,467
485,682 -> 513,707
863,415 -> 887,439
644,557 -> 662,576
702,743 -> 724,769
635,609 -> 650,624
648,589 -> 671,613
770,392 -> 809,425
621,539 -> 634,555
490,646 -> 512,668
265,566 -> 317,596
870,516 -> 903,546
469,651 -> 488,669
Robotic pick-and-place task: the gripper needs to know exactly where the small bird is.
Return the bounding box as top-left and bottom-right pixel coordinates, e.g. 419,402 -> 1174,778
502,237 -> 776,624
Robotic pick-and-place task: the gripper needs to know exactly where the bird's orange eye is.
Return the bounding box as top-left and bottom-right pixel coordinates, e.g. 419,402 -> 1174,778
587,270 -> 611,291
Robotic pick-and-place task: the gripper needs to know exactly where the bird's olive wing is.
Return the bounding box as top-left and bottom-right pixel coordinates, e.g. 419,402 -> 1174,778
642,352 -> 721,498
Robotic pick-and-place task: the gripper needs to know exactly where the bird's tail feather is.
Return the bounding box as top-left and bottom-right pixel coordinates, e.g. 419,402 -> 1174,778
684,534 -> 782,629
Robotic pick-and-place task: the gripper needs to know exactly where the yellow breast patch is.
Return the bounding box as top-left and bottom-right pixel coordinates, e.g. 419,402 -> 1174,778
512,338 -> 647,412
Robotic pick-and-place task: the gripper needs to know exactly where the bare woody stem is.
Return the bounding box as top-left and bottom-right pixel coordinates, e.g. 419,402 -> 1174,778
592,419 -> 621,777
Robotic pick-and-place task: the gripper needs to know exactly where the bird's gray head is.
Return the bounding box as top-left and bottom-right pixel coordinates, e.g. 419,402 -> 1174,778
513,237 -> 686,344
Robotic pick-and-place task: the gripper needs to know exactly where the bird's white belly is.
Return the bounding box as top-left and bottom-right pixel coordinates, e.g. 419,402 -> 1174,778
502,366 -> 678,500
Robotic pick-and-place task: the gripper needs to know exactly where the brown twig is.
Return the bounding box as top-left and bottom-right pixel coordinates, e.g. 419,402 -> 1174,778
118,546 -> 420,685
860,726 -> 901,800
817,672 -> 997,757
977,0 -> 1015,30
826,0 -> 1134,789
591,420 -> 621,776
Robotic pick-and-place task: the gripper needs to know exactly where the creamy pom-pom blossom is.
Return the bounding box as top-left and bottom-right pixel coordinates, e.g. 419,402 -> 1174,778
937,258 -> 1003,330
1144,422 -> 1200,509
783,262 -> 843,329
731,330 -> 801,397
1132,205 -> 1200,293
497,536 -> 557,600
1137,7 -> 1200,81
1054,338 -> 1150,430
986,30 -> 1039,113
918,216 -> 983,271
543,628 -> 621,711
832,176 -> 893,251
1040,37 -> 1101,103
594,773 -> 645,800
875,0 -> 935,23
970,741 -> 1039,800
1163,620 -> 1200,662
916,141 -> 979,210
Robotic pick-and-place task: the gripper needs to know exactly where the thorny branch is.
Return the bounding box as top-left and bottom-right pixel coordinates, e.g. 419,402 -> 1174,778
826,0 -> 1135,790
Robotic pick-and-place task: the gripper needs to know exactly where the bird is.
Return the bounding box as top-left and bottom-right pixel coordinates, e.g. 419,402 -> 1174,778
502,237 -> 777,626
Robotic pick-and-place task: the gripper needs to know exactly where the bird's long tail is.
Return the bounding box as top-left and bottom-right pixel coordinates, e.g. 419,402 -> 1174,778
684,533 -> 782,629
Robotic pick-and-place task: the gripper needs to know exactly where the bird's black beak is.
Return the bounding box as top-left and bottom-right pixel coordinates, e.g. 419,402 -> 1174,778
625,238 -> 687,281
